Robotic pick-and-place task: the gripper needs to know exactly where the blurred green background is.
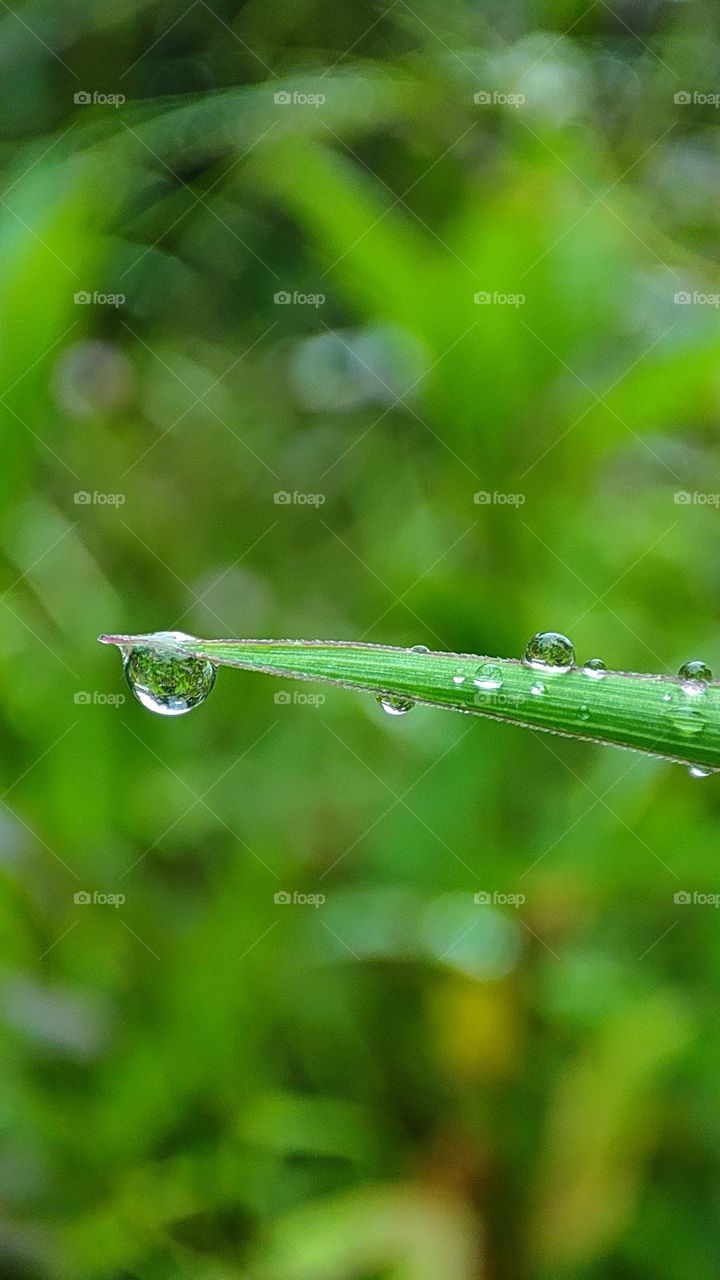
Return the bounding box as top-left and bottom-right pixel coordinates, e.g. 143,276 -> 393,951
2,0 -> 720,1276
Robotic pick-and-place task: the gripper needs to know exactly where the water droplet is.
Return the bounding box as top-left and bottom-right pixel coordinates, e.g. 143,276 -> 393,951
530,681 -> 545,696
523,631 -> 575,672
452,674 -> 466,686
124,639 -> 216,716
662,692 -> 672,703
688,765 -> 713,778
576,704 -> 591,722
678,659 -> 712,695
377,695 -> 415,717
583,657 -> 607,678
678,660 -> 712,683
410,644 -> 430,653
473,662 -> 503,691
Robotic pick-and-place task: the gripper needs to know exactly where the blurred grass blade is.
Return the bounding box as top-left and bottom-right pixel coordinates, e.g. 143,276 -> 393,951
99,632 -> 720,771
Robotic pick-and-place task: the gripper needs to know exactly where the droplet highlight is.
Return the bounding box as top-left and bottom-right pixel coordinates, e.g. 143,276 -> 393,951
523,631 -> 575,672
688,765 -> 713,778
124,639 -> 217,716
410,644 -> 430,653
377,695 -> 415,717
530,681 -> 545,696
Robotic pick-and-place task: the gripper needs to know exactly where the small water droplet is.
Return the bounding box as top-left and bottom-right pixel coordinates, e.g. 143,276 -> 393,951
124,639 -> 217,716
530,681 -> 545,696
583,657 -> 607,678
577,704 -> 591,722
452,674 -> 466,686
662,691 -> 672,703
377,695 -> 415,717
473,662 -> 503,691
678,659 -> 712,683
688,765 -> 713,778
523,631 -> 575,672
410,644 -> 430,653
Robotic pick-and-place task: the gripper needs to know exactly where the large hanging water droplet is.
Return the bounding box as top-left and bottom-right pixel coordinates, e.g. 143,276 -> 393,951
523,631 -> 575,672
688,765 -> 713,778
678,659 -> 712,691
583,657 -> 607,678
123,639 -> 217,716
377,695 -> 414,717
473,662 -> 503,690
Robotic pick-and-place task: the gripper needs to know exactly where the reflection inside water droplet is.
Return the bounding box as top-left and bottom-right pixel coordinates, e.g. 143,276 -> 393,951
583,657 -> 607,678
123,638 -> 217,716
377,695 -> 415,717
523,631 -> 575,672
473,662 -> 503,691
678,659 -> 713,683
410,644 -> 430,653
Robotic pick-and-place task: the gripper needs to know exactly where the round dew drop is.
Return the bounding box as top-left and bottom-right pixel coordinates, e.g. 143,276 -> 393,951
124,643 -> 217,716
473,662 -> 503,691
530,681 -> 545,697
583,657 -> 607,678
523,631 -> 575,672
677,659 -> 713,690
377,695 -> 415,717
